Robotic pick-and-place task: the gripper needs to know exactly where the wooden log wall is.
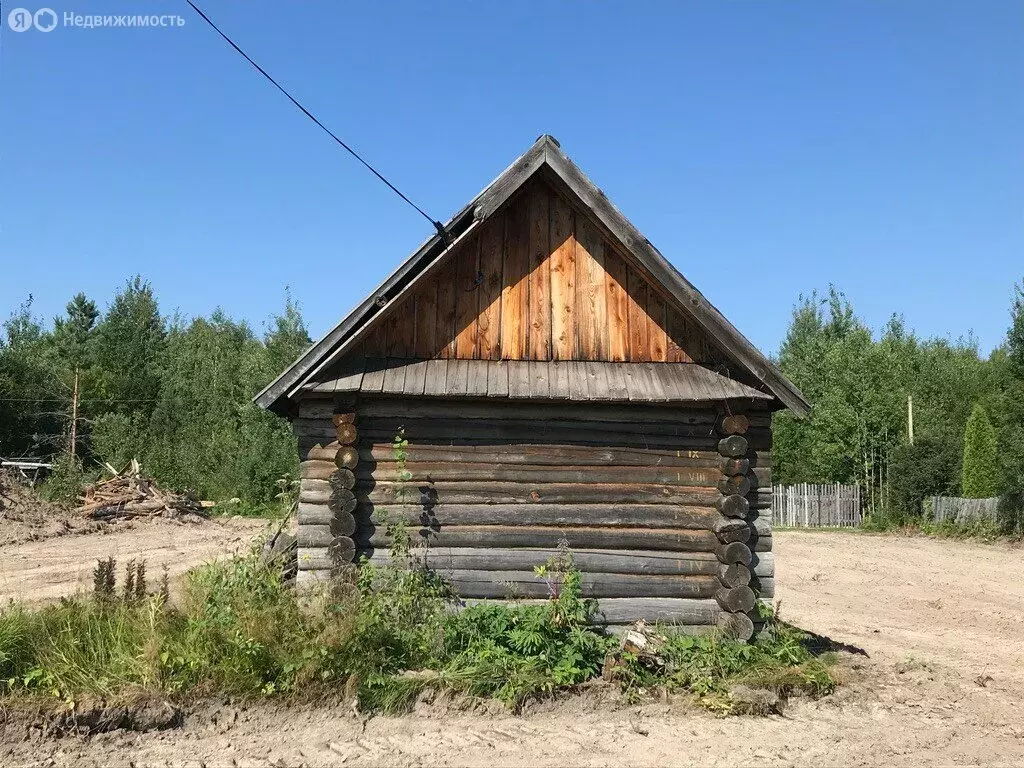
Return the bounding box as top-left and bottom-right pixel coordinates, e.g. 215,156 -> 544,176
295,406 -> 360,586
352,177 -> 736,373
294,397 -> 774,633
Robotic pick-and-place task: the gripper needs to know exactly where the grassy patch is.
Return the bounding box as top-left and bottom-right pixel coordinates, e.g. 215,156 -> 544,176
611,607 -> 836,713
0,539 -> 838,716
859,515 -> 1006,542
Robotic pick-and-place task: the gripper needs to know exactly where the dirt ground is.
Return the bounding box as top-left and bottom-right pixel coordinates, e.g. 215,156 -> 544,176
2,530 -> 1023,767
0,514 -> 269,603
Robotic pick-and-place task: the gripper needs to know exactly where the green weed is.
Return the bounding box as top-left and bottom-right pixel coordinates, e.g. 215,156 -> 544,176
0,539 -> 837,716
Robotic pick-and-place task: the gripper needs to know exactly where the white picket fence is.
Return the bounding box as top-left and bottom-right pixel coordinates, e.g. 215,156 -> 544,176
772,483 -> 862,528
926,496 -> 999,524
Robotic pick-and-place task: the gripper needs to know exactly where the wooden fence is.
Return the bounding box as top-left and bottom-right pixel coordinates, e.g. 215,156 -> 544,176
926,496 -> 999,524
772,483 -> 862,527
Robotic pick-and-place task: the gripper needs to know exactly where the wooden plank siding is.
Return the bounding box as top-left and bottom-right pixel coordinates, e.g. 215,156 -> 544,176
357,177 -> 728,366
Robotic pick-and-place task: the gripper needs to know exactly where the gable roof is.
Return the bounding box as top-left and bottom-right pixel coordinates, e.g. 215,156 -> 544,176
255,135 -> 810,417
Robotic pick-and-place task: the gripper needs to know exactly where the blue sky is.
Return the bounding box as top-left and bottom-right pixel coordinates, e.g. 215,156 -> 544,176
2,1 -> 1022,356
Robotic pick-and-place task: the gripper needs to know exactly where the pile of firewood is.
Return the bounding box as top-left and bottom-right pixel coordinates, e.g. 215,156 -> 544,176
75,460 -> 208,522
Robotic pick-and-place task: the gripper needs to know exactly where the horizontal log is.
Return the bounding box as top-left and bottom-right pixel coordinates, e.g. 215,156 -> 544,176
713,523 -> 751,545
362,416 -> 770,442
296,570 -> 332,586
308,427 -> 766,452
460,597 -> 721,626
604,623 -> 718,637
297,400 -> 334,420
358,463 -> 722,486
719,457 -> 750,477
751,552 -> 774,578
299,488 -> 333,505
300,486 -> 352,508
360,481 -> 718,506
716,494 -> 750,518
716,542 -> 752,566
370,547 -> 727,576
751,516 -> 772,537
306,443 -> 337,462
718,563 -> 751,589
716,585 -> 756,613
329,468 -> 356,491
443,570 -> 720,599
751,533 -> 772,552
716,475 -> 751,496
717,611 -> 754,641
300,460 -> 337,480
716,414 -> 750,436
359,525 -> 719,553
364,424 -> 772,451
356,502 -> 724,529
592,597 -> 720,625
332,411 -> 357,426
718,436 -> 748,458
328,535 -> 356,563
328,488 -> 357,515
297,548 -> 340,571
751,576 -> 775,598
360,443 -> 727,469
335,445 -> 359,470
297,502 -> 333,525
300,478 -> 331,494
297,507 -> 356,536
298,525 -> 338,548
336,423 -> 358,445
357,400 -> 722,425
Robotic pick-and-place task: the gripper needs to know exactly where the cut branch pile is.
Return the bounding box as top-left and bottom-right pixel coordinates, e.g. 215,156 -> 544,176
75,460 -> 208,523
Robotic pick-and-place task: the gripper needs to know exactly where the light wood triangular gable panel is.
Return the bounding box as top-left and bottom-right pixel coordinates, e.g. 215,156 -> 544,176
354,178 -> 731,367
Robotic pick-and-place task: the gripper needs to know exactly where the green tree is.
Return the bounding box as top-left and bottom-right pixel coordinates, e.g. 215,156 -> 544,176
51,292 -> 99,370
961,403 -> 998,498
264,288 -> 311,373
0,297 -> 60,456
91,276 -> 165,413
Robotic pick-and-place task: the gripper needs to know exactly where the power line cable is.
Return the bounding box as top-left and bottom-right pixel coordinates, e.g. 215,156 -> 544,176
183,0 -> 448,240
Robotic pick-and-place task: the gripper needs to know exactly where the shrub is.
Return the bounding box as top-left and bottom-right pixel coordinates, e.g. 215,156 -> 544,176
433,569 -> 610,708
884,437 -> 959,522
40,453 -> 89,505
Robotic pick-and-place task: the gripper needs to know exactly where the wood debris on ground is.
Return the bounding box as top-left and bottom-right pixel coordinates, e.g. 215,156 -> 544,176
75,460 -> 208,523
602,620 -> 668,680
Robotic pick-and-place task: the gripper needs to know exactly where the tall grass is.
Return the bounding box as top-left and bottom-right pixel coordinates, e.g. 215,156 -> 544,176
0,541 -> 837,714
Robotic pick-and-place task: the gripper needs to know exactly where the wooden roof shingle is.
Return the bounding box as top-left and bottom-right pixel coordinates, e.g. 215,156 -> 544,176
306,358 -> 774,404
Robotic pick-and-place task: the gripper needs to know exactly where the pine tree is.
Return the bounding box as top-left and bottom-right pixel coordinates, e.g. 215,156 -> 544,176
91,276 -> 165,411
52,292 -> 99,370
961,403 -> 998,498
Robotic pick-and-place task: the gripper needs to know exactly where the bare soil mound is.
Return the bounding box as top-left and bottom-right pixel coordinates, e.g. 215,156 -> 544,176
0,471 -> 99,546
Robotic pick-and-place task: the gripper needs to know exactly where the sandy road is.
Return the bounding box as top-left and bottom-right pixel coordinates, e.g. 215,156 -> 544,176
2,530 -> 1023,767
0,517 -> 268,603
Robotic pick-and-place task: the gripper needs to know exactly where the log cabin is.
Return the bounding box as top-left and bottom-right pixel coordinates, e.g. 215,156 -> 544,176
256,136 -> 809,640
